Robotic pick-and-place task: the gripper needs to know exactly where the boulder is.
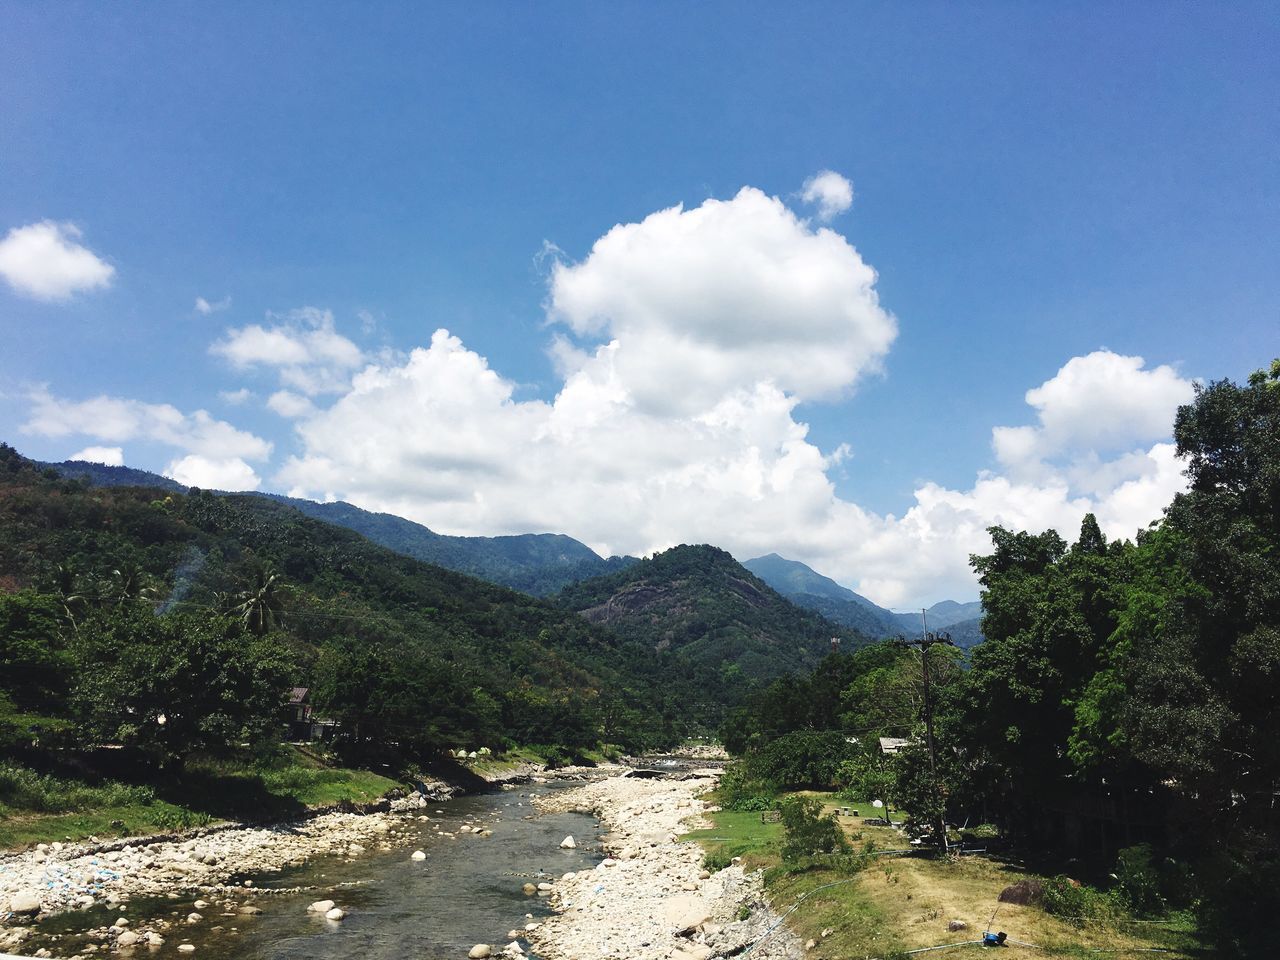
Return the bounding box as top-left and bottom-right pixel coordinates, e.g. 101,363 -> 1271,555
178,946 -> 195,954
238,905 -> 263,916
308,899 -> 336,913
559,835 -> 576,849
411,850 -> 427,861
145,932 -> 165,946
7,891 -> 42,915
997,880 -> 1044,905
948,919 -> 968,931
116,931 -> 140,947
536,882 -> 554,892
521,883 -> 537,895
469,946 -> 492,959
325,908 -> 346,921
662,894 -> 710,934
186,913 -> 203,923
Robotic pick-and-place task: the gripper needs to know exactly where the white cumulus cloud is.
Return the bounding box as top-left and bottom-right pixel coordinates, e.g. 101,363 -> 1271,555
68,445 -> 124,466
23,388 -> 272,463
800,170 -> 854,221
0,221 -> 115,301
546,184 -> 896,415
270,180 -> 1194,606
210,306 -> 365,396
165,455 -> 260,491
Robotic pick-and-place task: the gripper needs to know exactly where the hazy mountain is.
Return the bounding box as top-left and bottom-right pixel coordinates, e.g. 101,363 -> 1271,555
556,544 -> 868,682
744,552 -> 985,647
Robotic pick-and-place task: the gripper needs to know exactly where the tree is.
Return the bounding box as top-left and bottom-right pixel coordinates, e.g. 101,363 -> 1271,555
72,607 -> 290,767
0,591 -> 70,711
224,564 -> 287,636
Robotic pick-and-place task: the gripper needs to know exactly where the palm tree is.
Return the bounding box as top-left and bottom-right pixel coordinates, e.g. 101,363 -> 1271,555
227,564 -> 287,636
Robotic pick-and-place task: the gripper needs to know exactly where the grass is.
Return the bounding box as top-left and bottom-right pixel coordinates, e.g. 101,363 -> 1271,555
0,746 -> 400,851
686,790 -> 1207,959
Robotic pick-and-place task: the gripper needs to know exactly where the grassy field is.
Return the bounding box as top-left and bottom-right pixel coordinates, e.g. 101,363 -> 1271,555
0,746 -> 400,850
685,791 -> 1206,959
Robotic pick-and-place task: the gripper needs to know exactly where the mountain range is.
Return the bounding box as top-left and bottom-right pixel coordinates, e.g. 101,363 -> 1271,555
38,457 -> 983,651
742,553 -> 985,648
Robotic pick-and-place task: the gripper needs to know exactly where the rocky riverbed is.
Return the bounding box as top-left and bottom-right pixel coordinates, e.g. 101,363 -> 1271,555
0,807 -> 423,955
529,773 -> 802,960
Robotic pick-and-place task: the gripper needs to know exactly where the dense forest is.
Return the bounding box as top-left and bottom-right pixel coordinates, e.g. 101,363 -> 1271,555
719,361 -> 1280,958
0,447 -> 721,774
555,543 -> 868,681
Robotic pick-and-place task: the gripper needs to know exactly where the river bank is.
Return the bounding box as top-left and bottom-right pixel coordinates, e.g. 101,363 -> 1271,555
530,772 -> 802,960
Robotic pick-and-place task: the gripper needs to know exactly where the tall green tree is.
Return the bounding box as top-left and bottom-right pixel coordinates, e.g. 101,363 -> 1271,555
72,607 -> 290,767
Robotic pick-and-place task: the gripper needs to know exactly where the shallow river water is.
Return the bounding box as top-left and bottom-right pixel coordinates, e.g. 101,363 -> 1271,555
31,782 -> 601,960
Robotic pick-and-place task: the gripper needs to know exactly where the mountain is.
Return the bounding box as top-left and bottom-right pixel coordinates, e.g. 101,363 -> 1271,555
40,458 -> 186,492
555,544 -> 868,682
259,494 -> 636,596
5,444 -> 712,753
37,459 -> 634,597
742,553 -> 901,639
743,553 -> 986,648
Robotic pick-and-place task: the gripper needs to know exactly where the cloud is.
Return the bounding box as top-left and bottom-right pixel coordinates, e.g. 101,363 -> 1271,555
800,170 -> 855,221
546,185 -> 896,415
23,388 -> 271,462
210,306 -> 365,395
0,221 -> 115,301
272,186 -> 1195,607
219,387 -> 253,405
164,454 -> 260,491
266,390 -> 316,418
992,350 -> 1196,475
68,445 -> 124,466
195,295 -> 231,315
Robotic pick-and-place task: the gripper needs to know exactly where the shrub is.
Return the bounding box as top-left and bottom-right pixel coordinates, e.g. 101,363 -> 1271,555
1041,876 -> 1118,926
779,794 -> 849,861
717,761 -> 777,812
1112,844 -> 1165,917
744,731 -> 856,790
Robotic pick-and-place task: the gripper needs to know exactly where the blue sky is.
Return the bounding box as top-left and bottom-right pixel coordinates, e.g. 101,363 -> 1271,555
1,3 -> 1276,606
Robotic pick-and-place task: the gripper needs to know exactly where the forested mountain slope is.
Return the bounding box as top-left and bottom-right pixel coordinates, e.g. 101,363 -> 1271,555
3,445 -> 713,756
39,459 -> 635,597
555,544 -> 869,682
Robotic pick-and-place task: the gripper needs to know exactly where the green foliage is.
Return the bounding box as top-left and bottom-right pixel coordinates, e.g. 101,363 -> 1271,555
0,591 -> 71,709
715,761 -> 777,811
778,794 -> 849,861
1040,876 -> 1120,927
71,606 -> 292,766
1112,844 -> 1165,917
0,762 -> 157,813
743,730 -> 858,790
0,443 -> 708,768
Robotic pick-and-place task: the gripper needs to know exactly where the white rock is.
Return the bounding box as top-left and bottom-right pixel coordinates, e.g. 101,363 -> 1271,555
559,835 -> 576,849
325,907 -> 345,921
178,946 -> 195,954
116,931 -> 140,947
308,899 -> 336,913
8,891 -> 42,914
187,913 -> 203,923
193,900 -> 209,909
468,946 -> 492,959
411,850 -> 427,861
146,932 -> 165,946
536,882 -> 554,892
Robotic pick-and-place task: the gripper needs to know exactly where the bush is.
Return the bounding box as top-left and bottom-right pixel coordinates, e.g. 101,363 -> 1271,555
0,762 -> 156,813
745,730 -> 856,790
717,761 -> 777,812
1041,876 -> 1119,926
704,849 -> 733,872
1112,844 -> 1165,917
779,794 -> 849,861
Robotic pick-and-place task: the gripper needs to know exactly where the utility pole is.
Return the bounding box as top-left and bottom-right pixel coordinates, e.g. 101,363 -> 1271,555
896,614 -> 955,855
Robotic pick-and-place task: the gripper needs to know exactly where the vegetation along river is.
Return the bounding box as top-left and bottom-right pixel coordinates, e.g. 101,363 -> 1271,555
26,782 -> 602,960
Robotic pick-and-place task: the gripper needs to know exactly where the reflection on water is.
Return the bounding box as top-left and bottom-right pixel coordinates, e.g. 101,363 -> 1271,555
32,783 -> 601,960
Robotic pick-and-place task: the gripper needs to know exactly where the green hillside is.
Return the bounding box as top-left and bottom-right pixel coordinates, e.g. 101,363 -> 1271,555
555,544 -> 868,682
0,444 -> 714,765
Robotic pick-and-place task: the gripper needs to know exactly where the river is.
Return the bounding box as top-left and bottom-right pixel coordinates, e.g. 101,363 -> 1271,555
27,781 -> 602,960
